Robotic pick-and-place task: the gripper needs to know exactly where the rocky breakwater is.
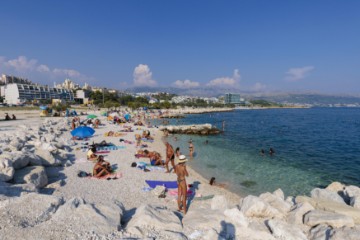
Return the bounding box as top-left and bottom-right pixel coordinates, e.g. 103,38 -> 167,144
0,118 -> 75,196
159,123 -> 221,135
124,182 -> 360,239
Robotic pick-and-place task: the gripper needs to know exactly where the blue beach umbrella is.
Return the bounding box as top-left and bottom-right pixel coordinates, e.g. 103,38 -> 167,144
71,126 -> 95,138
40,105 -> 48,110
124,113 -> 131,121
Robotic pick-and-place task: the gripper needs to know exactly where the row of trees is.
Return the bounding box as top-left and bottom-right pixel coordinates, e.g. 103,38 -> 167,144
88,91 -> 234,110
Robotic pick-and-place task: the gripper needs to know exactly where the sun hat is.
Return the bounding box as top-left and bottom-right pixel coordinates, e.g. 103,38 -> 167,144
178,155 -> 188,163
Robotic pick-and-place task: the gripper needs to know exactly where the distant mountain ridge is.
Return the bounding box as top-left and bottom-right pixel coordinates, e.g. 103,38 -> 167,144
126,86 -> 360,106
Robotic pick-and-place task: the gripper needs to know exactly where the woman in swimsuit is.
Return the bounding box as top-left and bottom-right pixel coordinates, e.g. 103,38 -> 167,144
188,140 -> 194,158
175,155 -> 189,214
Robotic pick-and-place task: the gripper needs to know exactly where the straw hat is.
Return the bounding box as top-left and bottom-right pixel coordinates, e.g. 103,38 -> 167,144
178,155 -> 188,163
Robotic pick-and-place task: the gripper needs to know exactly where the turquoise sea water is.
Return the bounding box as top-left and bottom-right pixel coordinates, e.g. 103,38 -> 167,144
154,108 -> 360,197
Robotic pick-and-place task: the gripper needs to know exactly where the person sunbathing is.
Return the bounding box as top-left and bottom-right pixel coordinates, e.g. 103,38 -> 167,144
93,156 -> 112,178
144,150 -> 163,166
87,146 -> 97,161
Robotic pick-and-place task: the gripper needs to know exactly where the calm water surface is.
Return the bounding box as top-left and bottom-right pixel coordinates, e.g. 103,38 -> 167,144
154,108 -> 360,196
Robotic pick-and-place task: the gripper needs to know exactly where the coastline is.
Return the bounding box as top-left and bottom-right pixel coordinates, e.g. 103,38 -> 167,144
1,108 -> 360,239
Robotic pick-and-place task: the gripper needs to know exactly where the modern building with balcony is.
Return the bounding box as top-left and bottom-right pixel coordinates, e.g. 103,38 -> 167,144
4,83 -> 74,105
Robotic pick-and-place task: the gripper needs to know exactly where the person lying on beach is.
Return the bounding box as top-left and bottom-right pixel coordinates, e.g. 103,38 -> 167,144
165,142 -> 176,173
144,150 -> 163,166
142,130 -> 154,140
175,155 -> 189,214
93,155 -> 112,178
209,177 -> 227,188
87,146 -> 97,161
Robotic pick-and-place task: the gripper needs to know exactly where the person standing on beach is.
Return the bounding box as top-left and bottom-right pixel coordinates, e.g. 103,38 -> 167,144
189,140 -> 194,158
165,142 -> 176,173
176,155 -> 189,214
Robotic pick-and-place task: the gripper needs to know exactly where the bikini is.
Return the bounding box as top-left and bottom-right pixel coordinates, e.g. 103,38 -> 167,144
177,178 -> 185,184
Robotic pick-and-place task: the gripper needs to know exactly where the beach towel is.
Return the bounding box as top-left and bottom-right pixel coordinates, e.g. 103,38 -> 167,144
89,172 -> 122,180
141,138 -> 154,143
147,166 -> 166,172
95,151 -> 111,154
145,180 -> 178,189
135,154 -> 147,158
168,189 -> 194,196
75,158 -> 88,163
97,146 -> 126,151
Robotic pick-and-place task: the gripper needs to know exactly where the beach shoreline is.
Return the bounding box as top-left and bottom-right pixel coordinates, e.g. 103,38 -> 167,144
1,108 -> 360,239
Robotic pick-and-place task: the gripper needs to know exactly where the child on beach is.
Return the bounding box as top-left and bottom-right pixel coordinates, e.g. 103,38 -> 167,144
175,155 -> 189,214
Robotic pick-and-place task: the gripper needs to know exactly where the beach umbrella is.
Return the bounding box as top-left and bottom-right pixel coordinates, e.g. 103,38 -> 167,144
124,113 -> 131,121
71,126 -> 95,138
87,114 -> 98,119
39,105 -> 48,110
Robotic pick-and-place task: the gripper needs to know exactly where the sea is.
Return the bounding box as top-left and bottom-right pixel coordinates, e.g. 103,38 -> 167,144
153,108 -> 360,197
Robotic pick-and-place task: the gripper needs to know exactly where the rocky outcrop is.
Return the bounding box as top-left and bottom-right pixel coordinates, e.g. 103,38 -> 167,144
311,188 -> 346,205
0,159 -> 15,182
159,124 -> 221,135
287,202 -> 315,225
126,204 -> 182,237
267,219 -> 308,240
13,166 -> 48,188
239,195 -> 283,218
304,210 -> 355,228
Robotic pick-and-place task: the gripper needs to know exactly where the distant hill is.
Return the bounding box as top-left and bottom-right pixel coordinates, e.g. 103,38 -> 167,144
126,86 -> 360,106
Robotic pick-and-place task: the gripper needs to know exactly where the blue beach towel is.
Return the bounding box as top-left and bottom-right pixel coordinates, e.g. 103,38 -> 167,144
145,180 -> 178,189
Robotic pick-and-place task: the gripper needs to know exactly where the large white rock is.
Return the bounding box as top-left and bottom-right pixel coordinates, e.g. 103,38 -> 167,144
267,219 -> 307,240
326,182 -> 345,193
296,195 -> 360,224
308,224 -> 333,240
240,195 -> 282,218
50,197 -> 123,234
273,188 -> 285,200
0,193 -> 63,228
0,159 -> 15,182
13,166 -> 48,188
34,149 -> 61,166
211,195 -> 228,211
224,208 -> 249,228
287,202 -> 315,225
126,204 -> 182,236
304,210 -> 354,228
311,188 -> 346,204
331,226 -> 360,240
259,192 -> 291,214
182,207 -> 227,233
9,138 -> 25,151
344,185 -> 360,199
350,196 -> 360,209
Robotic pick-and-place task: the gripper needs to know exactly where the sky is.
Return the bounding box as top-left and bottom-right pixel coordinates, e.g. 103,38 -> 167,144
0,0 -> 359,94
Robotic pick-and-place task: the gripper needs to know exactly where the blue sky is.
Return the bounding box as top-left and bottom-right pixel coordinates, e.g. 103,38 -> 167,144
0,0 -> 359,94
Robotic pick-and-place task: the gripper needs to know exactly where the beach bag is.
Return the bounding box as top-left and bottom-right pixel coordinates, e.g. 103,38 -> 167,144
152,185 -> 166,197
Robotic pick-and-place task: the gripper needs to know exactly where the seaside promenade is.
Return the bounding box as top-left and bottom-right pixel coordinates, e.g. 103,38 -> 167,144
0,108 -> 360,239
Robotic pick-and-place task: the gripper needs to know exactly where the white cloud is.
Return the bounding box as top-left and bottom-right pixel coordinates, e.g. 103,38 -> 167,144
174,79 -> 200,88
285,66 -> 314,82
133,64 -> 157,86
207,69 -> 241,87
0,55 -> 92,84
37,64 -> 50,72
53,68 -> 81,78
4,56 -> 38,72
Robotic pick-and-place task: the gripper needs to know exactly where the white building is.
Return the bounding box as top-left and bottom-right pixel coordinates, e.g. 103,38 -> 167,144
55,79 -> 80,90
4,83 -> 74,105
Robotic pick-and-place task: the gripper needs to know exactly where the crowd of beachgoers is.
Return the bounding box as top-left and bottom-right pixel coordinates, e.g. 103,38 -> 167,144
0,108 -> 360,239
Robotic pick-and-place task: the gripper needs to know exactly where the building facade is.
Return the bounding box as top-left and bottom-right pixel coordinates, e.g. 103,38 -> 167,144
4,83 -> 74,105
0,74 -> 33,85
224,93 -> 241,104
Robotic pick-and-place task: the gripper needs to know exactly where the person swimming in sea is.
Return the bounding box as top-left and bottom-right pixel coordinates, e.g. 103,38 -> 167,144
269,148 -> 275,156
260,149 -> 265,156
